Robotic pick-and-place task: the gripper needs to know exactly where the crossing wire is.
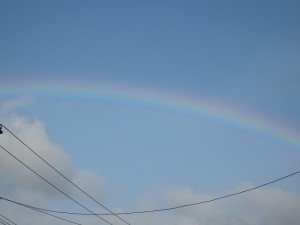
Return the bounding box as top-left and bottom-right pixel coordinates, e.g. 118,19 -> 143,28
1,169 -> 300,215
0,144 -> 113,225
0,218 -> 9,225
1,124 -> 131,225
0,196 -> 82,225
0,213 -> 17,225
1,124 -> 299,218
0,197 -> 81,225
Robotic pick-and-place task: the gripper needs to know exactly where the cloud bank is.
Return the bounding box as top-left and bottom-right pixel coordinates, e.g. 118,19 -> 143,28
0,97 -> 299,225
0,96 -> 36,113
134,186 -> 300,225
0,98 -> 108,224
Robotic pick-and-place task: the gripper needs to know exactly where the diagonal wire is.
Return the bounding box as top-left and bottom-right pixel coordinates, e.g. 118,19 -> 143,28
0,213 -> 17,225
1,169 -> 300,215
0,219 -> 9,225
0,200 -> 81,225
30,208 -> 83,225
0,144 -> 113,225
0,197 -> 82,225
0,197 -> 81,225
1,124 -> 131,225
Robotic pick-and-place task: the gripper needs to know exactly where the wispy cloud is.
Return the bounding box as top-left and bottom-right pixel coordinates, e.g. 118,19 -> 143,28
131,185 -> 300,225
0,96 -> 36,113
0,98 -> 299,225
0,99 -> 108,224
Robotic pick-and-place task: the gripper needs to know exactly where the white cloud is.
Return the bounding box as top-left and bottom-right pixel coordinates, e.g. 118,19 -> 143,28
0,98 -> 300,225
72,169 -> 108,203
0,98 -> 110,224
0,96 -> 36,113
0,114 -> 74,198
131,185 -> 300,225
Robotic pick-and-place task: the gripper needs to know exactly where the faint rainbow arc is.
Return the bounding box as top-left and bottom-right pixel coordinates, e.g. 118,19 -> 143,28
1,82 -> 300,150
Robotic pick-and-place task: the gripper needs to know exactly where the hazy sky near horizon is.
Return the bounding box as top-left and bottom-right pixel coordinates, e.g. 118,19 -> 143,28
0,1 -> 300,225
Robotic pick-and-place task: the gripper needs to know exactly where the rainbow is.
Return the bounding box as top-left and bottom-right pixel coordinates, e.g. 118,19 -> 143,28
1,79 -> 300,150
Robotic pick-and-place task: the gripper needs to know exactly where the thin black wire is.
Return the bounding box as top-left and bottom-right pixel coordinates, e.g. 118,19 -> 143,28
1,169 -> 299,215
0,145 -> 113,225
0,213 -> 17,225
1,196 -> 82,225
0,218 -> 9,225
0,218 -> 14,225
30,208 -> 83,225
1,124 -> 131,225
0,198 -> 81,225
0,218 -> 10,225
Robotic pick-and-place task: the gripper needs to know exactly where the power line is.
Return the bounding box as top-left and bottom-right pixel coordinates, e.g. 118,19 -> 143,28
1,124 -> 299,219
1,124 -> 131,225
1,169 -> 299,215
0,145 -> 113,225
34,207 -> 82,225
0,218 -> 9,225
34,208 -> 83,225
0,199 -> 81,225
0,213 -> 17,225
0,197 -> 82,225
0,217 -> 10,225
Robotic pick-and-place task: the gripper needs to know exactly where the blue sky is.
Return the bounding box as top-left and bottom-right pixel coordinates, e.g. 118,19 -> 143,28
1,0 -> 300,127
0,1 -> 300,225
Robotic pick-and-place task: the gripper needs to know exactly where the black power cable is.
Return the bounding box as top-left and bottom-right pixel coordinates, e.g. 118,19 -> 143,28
0,197 -> 81,224
0,198 -> 81,225
1,170 -> 299,215
0,213 -> 17,225
0,145 -> 113,225
0,124 -> 131,225
0,219 -> 9,225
